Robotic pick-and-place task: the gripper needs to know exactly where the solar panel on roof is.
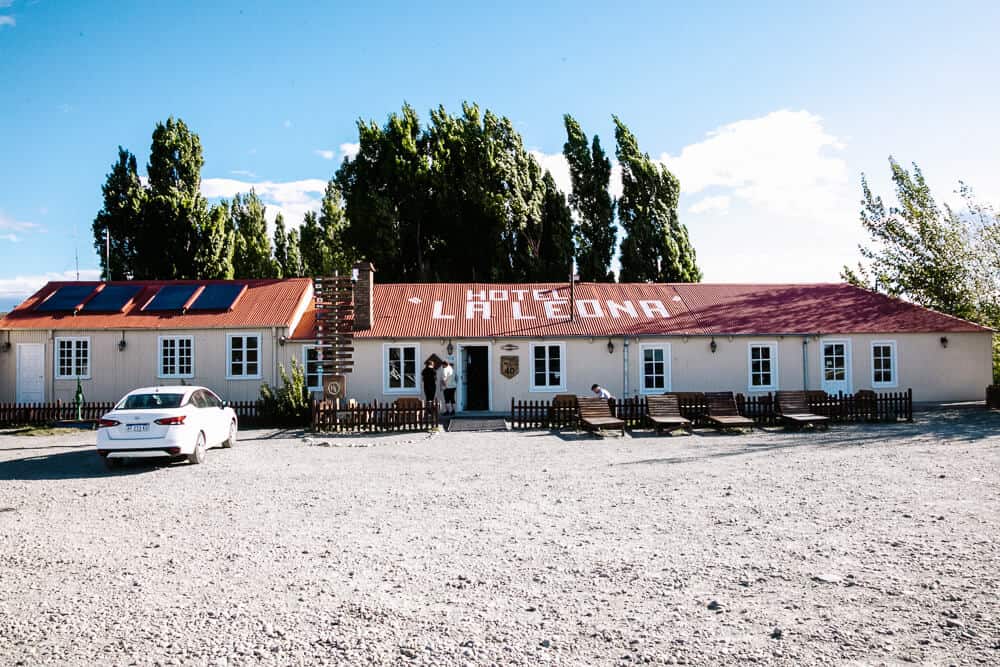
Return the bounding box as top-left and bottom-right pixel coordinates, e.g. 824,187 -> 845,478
143,285 -> 200,312
35,285 -> 98,312
188,283 -> 245,311
80,285 -> 142,312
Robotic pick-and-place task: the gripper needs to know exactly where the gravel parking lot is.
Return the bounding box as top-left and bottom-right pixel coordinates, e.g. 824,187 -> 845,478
1,410 -> 998,666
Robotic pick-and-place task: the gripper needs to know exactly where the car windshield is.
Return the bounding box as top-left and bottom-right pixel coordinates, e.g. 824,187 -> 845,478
118,393 -> 185,410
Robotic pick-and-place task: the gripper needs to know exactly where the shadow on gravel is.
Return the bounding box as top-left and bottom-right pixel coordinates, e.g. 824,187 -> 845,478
0,450 -> 170,480
238,428 -> 307,442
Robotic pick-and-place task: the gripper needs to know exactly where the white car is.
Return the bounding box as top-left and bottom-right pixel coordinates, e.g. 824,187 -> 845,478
97,386 -> 238,468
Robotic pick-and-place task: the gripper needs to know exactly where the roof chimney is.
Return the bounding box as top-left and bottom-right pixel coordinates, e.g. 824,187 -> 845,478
353,261 -> 375,331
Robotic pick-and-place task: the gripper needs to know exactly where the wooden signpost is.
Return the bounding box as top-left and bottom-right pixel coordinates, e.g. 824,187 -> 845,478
313,275 -> 355,412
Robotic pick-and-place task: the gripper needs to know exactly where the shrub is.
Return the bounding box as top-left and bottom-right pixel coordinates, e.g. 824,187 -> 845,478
259,359 -> 310,427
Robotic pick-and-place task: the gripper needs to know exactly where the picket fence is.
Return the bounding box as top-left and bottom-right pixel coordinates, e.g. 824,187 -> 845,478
0,399 -> 266,428
312,400 -> 440,432
510,389 -> 913,430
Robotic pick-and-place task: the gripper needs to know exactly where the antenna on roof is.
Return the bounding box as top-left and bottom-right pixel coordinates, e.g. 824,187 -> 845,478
104,227 -> 111,282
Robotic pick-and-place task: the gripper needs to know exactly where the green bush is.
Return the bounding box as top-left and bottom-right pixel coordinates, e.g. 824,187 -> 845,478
259,359 -> 310,427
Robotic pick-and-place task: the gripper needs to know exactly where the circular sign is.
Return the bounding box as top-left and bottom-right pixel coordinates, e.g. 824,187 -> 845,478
324,375 -> 346,399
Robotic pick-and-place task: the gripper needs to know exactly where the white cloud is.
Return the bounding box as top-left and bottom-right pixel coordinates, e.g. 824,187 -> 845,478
659,110 -> 848,219
0,211 -> 41,241
202,178 -> 328,230
230,169 -> 256,178
529,150 -> 570,195
0,16 -> 14,28
688,195 -> 731,215
339,142 -> 360,161
0,269 -> 102,301
314,149 -> 335,160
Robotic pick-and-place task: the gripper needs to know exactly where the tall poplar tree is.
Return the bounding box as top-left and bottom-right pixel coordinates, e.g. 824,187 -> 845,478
92,148 -> 145,280
138,117 -> 212,279
272,213 -> 290,278
614,116 -> 701,283
193,203 -> 234,279
563,114 -> 616,281
230,191 -> 278,278
534,171 -> 575,280
285,228 -> 303,278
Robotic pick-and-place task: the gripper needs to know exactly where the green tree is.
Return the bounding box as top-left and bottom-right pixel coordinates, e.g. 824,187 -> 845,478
842,159 -> 977,319
317,179 -> 351,275
285,227 -> 303,278
92,148 -> 145,280
533,171 -> 575,280
138,117 -> 212,279
614,116 -> 701,283
844,160 -> 1000,381
193,203 -> 234,279
230,191 -> 278,278
563,115 -> 616,281
298,211 -> 326,277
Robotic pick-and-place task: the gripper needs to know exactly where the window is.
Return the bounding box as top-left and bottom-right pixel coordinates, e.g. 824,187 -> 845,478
159,336 -> 194,378
227,334 -> 261,379
303,345 -> 323,392
639,344 -> 671,394
748,343 -> 778,391
383,343 -> 419,393
55,337 -> 90,379
530,343 -> 566,392
871,341 -> 897,388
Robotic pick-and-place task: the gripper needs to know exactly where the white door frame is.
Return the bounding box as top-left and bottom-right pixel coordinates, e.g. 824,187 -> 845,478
456,342 -> 493,412
16,342 -> 46,404
819,338 -> 852,394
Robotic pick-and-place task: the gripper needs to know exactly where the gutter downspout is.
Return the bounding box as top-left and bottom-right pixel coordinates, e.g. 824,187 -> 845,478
623,337 -> 630,398
802,337 -> 809,390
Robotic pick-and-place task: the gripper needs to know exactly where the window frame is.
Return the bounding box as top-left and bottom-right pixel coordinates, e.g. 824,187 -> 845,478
302,344 -> 323,392
157,335 -> 195,380
870,340 -> 898,389
226,333 -> 262,380
747,341 -> 779,392
529,342 -> 567,393
54,336 -> 91,380
382,342 -> 421,394
638,343 -> 671,394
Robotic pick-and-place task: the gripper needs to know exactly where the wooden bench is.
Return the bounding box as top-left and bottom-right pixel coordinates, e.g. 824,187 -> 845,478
774,390 -> 829,429
548,394 -> 578,428
577,397 -> 625,436
705,391 -> 754,431
646,394 -> 692,434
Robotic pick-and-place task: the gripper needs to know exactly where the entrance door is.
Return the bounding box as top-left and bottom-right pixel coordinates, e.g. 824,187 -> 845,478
820,339 -> 852,394
462,345 -> 490,411
16,343 -> 45,403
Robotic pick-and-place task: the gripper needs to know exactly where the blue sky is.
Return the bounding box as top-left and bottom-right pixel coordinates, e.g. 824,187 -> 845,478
2,1 -> 999,308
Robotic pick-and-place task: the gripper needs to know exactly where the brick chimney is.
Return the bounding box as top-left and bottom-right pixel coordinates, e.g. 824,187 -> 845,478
352,261 -> 375,331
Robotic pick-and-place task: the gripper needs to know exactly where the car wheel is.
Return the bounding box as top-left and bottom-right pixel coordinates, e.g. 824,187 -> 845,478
222,421 -> 237,448
103,456 -> 122,471
188,433 -> 207,465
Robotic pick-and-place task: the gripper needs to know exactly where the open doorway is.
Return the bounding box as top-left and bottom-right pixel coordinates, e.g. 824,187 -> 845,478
460,345 -> 490,411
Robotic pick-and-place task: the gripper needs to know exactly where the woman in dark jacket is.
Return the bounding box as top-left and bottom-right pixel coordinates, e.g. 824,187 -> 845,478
421,360 -> 438,404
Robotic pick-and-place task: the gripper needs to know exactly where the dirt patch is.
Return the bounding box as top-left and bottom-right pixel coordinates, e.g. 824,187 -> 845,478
0,411 -> 998,665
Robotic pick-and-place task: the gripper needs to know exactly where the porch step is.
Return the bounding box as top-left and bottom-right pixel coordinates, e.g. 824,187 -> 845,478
446,418 -> 509,433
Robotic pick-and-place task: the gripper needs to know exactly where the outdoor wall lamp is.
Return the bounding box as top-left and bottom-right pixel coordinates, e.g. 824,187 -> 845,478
940,336 -> 949,348
1,331 -> 10,352
710,338 -> 718,354
607,338 -> 615,354
446,340 -> 454,356
118,331 -> 127,352
278,335 -> 287,346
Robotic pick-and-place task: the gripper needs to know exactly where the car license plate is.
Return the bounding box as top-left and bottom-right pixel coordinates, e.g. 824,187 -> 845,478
126,424 -> 149,432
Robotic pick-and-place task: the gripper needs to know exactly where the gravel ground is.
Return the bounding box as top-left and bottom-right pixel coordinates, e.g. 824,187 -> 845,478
1,410 -> 998,666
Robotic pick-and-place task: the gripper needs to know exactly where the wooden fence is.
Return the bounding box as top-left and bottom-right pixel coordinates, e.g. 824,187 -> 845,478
0,401 -> 115,426
988,385 -> 1000,410
511,389 -> 913,430
312,400 -> 440,432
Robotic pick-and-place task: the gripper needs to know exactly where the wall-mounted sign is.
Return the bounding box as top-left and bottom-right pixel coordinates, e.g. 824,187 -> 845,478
500,355 -> 519,379
500,343 -> 519,351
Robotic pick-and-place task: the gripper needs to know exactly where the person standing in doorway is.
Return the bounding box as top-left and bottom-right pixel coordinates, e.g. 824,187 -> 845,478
422,360 -> 438,406
440,360 -> 457,415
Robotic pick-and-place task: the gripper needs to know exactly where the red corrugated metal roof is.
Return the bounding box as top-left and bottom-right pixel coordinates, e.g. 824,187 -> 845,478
320,281 -> 987,339
0,279 -> 313,331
